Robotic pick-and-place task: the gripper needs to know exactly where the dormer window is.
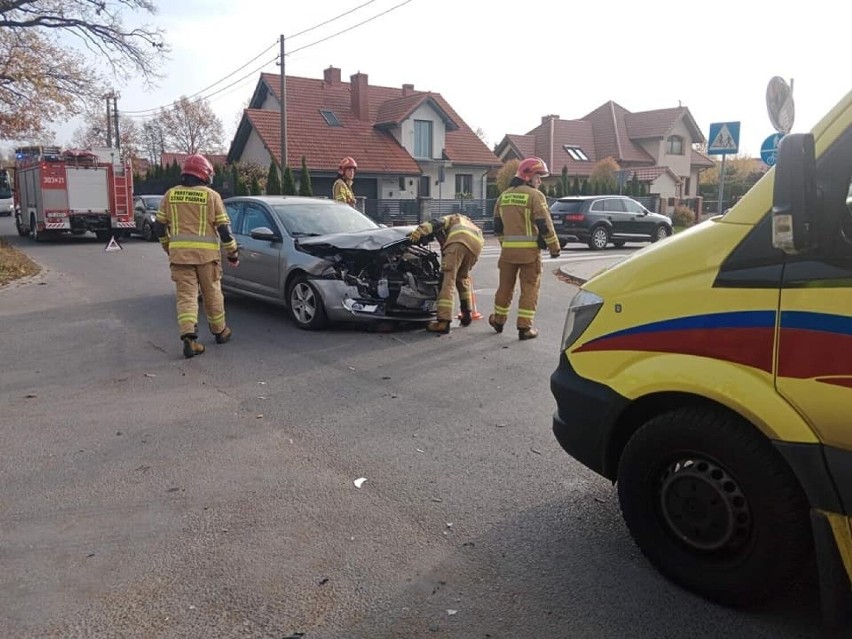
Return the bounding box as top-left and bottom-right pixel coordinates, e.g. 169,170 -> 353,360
667,135 -> 684,155
414,120 -> 433,159
564,145 -> 589,161
320,110 -> 342,127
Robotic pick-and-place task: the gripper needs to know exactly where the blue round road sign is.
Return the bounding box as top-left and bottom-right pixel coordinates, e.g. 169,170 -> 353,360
760,133 -> 785,166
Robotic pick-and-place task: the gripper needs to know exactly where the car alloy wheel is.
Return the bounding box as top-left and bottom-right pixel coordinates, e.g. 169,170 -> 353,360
654,226 -> 671,242
287,275 -> 328,330
589,226 -> 609,250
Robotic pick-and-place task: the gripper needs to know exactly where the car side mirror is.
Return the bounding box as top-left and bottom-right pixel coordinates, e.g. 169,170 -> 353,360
250,226 -> 280,242
772,133 -> 818,254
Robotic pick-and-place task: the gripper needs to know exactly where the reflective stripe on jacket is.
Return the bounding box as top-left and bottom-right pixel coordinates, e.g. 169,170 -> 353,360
493,185 -> 559,263
156,186 -> 235,265
417,214 -> 484,257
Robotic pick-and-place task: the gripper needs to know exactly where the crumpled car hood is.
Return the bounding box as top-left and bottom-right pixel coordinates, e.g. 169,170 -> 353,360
296,225 -> 416,252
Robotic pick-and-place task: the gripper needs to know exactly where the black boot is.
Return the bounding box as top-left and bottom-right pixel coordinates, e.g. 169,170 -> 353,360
182,333 -> 205,358
488,314 -> 504,334
459,301 -> 473,327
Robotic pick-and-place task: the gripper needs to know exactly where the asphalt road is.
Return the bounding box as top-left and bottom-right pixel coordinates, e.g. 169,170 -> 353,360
0,218 -> 820,638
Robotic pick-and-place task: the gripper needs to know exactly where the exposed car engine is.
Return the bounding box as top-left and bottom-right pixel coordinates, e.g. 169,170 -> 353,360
300,238 -> 442,317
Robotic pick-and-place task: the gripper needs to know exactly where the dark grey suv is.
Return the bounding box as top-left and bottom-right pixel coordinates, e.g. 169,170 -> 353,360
550,195 -> 673,250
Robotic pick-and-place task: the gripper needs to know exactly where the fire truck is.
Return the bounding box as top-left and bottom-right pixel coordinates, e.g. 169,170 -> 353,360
13,146 -> 135,242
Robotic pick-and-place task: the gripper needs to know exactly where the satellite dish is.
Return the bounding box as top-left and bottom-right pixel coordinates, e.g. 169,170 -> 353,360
766,76 -> 795,134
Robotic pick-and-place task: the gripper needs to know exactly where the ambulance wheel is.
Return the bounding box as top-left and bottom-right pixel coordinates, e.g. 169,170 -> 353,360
287,274 -> 328,330
587,225 -> 609,250
616,405 -> 812,606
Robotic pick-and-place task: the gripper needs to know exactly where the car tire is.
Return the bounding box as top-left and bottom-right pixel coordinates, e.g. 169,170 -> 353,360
616,406 -> 812,607
587,225 -> 610,250
287,274 -> 328,330
613,240 -> 626,248
652,225 -> 671,242
142,221 -> 156,242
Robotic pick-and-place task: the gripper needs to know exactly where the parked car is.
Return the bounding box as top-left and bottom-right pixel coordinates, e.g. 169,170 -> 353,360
133,195 -> 164,240
549,195 -> 673,250
220,196 -> 441,330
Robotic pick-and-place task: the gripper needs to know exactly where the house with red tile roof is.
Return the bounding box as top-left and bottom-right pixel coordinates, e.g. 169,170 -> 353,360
495,102 -> 714,203
227,67 -> 501,219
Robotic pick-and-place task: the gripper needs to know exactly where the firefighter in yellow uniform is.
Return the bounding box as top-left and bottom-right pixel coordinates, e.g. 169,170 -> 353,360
489,157 -> 560,340
154,154 -> 240,358
332,156 -> 357,206
408,213 -> 485,334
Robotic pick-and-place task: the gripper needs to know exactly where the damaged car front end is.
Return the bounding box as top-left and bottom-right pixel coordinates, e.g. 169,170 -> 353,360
296,231 -> 441,323
219,196 -> 441,330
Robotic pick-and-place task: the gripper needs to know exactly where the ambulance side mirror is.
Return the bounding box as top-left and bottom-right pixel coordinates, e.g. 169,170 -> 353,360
772,133 -> 818,254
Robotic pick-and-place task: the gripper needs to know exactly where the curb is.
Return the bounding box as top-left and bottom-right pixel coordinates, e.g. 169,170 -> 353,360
554,265 -> 587,287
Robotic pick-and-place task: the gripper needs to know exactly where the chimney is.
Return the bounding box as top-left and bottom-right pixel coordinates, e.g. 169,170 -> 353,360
541,114 -> 560,125
350,72 -> 369,120
323,66 -> 341,86
402,83 -> 415,97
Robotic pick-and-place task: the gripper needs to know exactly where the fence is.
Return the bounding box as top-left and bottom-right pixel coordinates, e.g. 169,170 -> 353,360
368,198 -> 496,232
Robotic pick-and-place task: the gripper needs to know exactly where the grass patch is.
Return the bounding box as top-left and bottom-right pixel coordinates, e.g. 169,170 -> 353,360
0,238 -> 41,286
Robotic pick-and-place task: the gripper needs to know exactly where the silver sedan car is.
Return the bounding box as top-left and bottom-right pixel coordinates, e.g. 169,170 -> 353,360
220,196 -> 441,330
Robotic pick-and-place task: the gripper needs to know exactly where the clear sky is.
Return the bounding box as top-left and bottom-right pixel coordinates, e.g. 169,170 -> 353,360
47,0 -> 852,159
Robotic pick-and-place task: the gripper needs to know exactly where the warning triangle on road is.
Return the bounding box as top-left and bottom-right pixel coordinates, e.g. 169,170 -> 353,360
104,236 -> 123,252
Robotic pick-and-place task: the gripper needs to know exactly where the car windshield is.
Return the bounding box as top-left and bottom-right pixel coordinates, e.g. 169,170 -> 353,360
144,197 -> 163,210
272,201 -> 379,237
552,200 -> 583,213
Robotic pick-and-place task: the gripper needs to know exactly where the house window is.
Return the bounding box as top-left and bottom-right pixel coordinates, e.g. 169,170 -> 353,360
563,145 -> 590,161
320,110 -> 342,127
667,135 -> 684,155
414,120 -> 433,158
455,174 -> 473,197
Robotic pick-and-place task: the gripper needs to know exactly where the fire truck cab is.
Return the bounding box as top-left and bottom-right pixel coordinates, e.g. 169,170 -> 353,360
13,146 -> 134,242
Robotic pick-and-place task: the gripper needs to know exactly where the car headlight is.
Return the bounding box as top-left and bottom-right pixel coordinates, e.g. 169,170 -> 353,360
560,290 -> 604,352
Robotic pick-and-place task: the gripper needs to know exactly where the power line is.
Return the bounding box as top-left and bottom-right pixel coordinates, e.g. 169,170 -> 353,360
122,40 -> 279,115
118,0 -> 416,117
122,56 -> 278,120
286,0 -> 378,40
286,0 -> 414,57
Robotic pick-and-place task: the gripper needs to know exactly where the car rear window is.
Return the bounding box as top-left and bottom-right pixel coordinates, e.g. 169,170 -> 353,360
552,201 -> 583,213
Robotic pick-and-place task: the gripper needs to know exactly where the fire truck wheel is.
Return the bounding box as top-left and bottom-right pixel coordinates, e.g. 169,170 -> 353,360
29,213 -> 41,243
616,405 -> 813,606
15,212 -> 27,237
95,230 -> 111,242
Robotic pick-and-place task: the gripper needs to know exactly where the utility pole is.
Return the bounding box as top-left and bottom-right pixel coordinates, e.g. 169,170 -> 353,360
105,93 -> 113,147
112,94 -> 121,154
279,34 -> 287,174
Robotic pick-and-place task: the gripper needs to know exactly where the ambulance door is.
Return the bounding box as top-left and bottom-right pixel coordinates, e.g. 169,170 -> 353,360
775,131 -> 852,461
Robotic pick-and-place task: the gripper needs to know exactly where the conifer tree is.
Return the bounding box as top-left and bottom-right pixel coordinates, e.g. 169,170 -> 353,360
282,166 -> 297,195
298,156 -> 313,196
266,161 -> 281,195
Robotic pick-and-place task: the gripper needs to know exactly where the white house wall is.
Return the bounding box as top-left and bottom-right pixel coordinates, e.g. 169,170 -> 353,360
650,172 -> 678,200
400,103 -> 447,160
662,119 -> 693,178
241,129 -> 272,167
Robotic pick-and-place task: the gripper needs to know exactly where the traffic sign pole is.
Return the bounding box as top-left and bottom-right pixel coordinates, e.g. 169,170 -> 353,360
719,154 -> 727,214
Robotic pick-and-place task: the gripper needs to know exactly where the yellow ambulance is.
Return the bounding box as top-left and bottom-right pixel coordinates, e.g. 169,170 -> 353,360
550,88 -> 852,629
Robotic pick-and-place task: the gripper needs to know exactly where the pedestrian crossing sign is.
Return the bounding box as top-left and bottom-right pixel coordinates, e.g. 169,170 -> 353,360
104,236 -> 123,252
707,121 -> 741,155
